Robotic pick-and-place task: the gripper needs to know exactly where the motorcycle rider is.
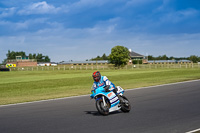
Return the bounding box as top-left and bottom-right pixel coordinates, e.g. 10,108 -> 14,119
92,71 -> 118,95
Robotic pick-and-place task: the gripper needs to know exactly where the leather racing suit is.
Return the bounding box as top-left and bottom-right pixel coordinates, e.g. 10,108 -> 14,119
92,76 -> 116,92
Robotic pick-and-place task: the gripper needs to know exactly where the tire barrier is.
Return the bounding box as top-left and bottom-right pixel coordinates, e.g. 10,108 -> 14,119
0,68 -> 10,71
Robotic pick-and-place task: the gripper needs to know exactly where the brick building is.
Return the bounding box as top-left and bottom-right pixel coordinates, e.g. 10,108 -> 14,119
6,56 -> 37,67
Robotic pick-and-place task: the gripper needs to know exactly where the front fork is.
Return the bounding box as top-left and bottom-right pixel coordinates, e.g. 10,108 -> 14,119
102,96 -> 106,106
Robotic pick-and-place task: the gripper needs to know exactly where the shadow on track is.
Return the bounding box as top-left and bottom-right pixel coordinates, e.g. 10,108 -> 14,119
84,111 -> 101,116
84,111 -> 122,116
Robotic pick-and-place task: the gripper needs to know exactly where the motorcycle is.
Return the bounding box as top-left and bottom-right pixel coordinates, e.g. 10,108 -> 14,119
90,86 -> 131,115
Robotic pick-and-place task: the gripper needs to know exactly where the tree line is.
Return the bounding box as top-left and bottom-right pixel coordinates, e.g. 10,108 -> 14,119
92,53 -> 200,64
3,50 -> 50,63
90,53 -> 109,61
3,47 -> 200,66
90,46 -> 200,67
148,55 -> 200,63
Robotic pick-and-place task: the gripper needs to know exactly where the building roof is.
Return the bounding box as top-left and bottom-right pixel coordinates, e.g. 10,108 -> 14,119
59,60 -> 109,64
148,60 -> 192,63
130,51 -> 144,57
37,62 -> 57,64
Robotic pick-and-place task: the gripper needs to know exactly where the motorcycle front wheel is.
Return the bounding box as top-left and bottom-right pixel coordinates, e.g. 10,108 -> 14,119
96,99 -> 110,115
119,95 -> 131,113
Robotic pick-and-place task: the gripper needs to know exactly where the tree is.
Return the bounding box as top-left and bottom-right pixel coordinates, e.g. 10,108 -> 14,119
148,55 -> 154,60
4,50 -> 51,63
189,55 -> 199,63
161,55 -> 168,60
44,56 -> 50,62
33,53 -> 36,59
96,56 -> 101,59
29,53 -> 33,59
90,53 -> 109,61
169,56 -> 175,60
6,50 -> 11,60
36,53 -> 43,62
109,45 -> 130,67
6,50 -> 26,60
102,53 -> 108,60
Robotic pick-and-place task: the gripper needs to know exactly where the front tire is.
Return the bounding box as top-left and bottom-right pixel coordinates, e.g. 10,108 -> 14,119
119,95 -> 131,112
96,99 -> 110,115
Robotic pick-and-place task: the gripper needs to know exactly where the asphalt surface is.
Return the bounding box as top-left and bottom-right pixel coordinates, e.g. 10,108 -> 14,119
0,80 -> 200,133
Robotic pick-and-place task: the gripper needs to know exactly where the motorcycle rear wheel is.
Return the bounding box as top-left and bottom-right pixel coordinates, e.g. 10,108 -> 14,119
119,95 -> 131,112
96,99 -> 110,115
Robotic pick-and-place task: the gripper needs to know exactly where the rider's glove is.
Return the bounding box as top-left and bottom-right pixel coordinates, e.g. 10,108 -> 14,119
104,85 -> 110,92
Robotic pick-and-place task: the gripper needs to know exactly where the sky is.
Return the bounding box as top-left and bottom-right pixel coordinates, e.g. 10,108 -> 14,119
0,0 -> 200,62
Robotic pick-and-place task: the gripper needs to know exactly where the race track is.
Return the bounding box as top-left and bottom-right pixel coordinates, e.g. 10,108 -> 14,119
0,80 -> 200,133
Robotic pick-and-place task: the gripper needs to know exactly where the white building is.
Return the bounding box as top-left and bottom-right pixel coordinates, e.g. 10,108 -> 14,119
37,62 -> 57,66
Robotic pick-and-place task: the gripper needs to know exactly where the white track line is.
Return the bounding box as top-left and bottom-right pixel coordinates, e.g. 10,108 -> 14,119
0,79 -> 199,108
186,128 -> 200,133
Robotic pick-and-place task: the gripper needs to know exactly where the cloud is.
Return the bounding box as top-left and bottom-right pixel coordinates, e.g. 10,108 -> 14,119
62,0 -> 111,15
87,17 -> 120,35
156,0 -> 171,12
125,0 -> 157,6
70,0 -> 107,8
0,18 -> 52,33
18,1 -> 61,15
178,8 -> 199,17
160,8 -> 199,23
0,7 -> 16,18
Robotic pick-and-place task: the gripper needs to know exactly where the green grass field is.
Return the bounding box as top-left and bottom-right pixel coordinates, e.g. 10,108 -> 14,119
0,68 -> 200,105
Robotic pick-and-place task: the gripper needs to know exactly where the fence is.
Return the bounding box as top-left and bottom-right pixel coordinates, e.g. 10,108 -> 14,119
8,63 -> 200,71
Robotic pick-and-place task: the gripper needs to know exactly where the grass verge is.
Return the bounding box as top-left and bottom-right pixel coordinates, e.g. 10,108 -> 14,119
0,68 -> 200,105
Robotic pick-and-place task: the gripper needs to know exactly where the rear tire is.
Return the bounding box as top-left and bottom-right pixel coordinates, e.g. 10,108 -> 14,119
96,99 -> 110,115
119,95 -> 131,112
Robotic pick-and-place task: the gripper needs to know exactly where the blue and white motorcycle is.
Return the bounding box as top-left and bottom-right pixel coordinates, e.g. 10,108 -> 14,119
90,86 -> 131,115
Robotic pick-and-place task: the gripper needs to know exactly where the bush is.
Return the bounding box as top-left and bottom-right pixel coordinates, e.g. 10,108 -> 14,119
132,60 -> 142,64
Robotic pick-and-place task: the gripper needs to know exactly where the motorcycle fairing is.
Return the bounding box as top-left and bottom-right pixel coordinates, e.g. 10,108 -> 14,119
90,86 -> 120,112
107,92 -> 119,108
92,92 -> 120,108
